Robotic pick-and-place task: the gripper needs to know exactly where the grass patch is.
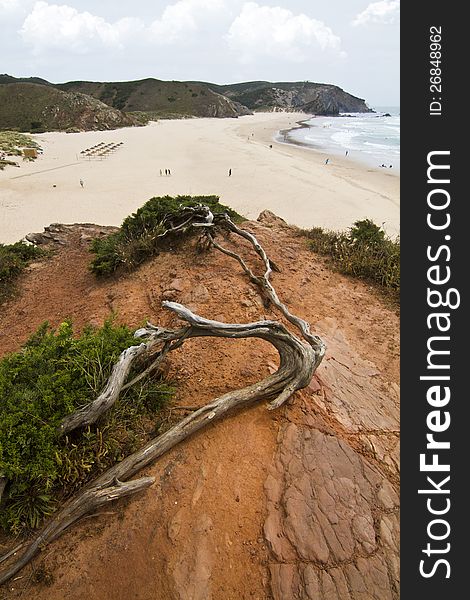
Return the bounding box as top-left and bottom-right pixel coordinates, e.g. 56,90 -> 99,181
305,219 -> 400,301
90,195 -> 244,277
0,159 -> 18,170
0,320 -> 173,534
127,111 -> 151,125
0,131 -> 40,156
0,242 -> 44,302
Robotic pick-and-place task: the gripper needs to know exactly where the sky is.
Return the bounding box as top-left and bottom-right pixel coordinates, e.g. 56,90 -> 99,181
0,0 -> 399,106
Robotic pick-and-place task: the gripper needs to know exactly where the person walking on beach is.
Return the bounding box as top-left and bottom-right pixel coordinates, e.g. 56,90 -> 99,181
165,169 -> 168,176
168,169 -> 171,176
325,158 -> 329,165
228,168 -> 232,176
345,150 -> 349,157
79,179 -> 84,188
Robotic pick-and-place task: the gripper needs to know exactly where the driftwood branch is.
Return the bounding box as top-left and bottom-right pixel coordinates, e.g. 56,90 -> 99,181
0,477 -> 154,585
0,305 -> 321,584
59,343 -> 149,435
210,215 -> 325,356
0,210 -> 325,585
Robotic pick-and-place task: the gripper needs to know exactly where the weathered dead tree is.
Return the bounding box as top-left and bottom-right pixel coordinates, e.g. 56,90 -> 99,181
0,211 -> 325,585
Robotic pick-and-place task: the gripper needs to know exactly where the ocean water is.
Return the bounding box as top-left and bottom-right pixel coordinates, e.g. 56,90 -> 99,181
279,106 -> 400,171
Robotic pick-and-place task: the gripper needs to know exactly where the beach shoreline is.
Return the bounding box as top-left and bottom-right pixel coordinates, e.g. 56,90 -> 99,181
0,112 -> 399,244
277,113 -> 400,173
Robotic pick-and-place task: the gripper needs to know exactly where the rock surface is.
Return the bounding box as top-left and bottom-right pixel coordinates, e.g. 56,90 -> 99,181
265,423 -> 399,599
213,81 -> 372,115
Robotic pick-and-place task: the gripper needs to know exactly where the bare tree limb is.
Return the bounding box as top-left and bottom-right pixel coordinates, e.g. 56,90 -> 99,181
0,303 -> 320,585
0,477 -> 154,585
210,214 -> 325,360
58,343 -> 150,435
0,209 -> 326,585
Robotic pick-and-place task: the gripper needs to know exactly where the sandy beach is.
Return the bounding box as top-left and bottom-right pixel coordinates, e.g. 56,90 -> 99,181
0,112 -> 399,244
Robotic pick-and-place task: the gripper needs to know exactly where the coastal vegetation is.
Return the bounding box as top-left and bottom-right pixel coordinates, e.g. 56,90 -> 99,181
0,131 -> 39,155
305,219 -> 400,301
0,242 -> 44,302
90,195 -> 244,276
0,319 -> 173,533
0,159 -> 18,170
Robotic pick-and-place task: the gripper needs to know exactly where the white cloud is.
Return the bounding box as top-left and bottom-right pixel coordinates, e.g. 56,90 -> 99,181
1,0 -> 33,17
352,1 -> 400,27
149,0 -> 226,43
0,0 -> 19,10
20,1 -> 143,53
226,2 -> 343,63
18,0 -> 228,53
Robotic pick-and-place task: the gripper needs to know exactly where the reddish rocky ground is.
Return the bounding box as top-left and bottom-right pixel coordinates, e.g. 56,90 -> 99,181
0,214 -> 399,599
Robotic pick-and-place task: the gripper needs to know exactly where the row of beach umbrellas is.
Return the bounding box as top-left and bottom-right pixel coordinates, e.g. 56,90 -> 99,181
80,141 -> 124,159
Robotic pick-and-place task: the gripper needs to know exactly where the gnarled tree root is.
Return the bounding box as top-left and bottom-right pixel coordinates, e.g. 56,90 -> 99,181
0,212 -> 325,585
0,303 -> 322,585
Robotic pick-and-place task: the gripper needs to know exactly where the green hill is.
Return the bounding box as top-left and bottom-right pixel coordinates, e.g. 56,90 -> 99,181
0,82 -> 139,132
0,74 -> 52,86
57,78 -> 252,119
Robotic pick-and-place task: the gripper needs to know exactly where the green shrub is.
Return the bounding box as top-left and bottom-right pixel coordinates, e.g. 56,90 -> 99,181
90,195 -> 244,276
0,242 -> 44,301
306,219 -> 400,300
29,121 -> 44,132
0,320 -> 173,533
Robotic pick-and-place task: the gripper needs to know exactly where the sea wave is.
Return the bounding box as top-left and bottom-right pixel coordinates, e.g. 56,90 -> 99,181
283,108 -> 400,170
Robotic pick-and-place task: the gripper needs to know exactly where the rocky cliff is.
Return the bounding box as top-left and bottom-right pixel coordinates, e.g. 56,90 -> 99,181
209,81 -> 372,115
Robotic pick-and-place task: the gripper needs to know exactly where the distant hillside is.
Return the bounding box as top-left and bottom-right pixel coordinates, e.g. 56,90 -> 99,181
60,78 -> 370,117
0,75 -> 372,132
0,82 -> 139,132
0,74 -> 52,86
206,81 -> 372,115
57,79 -> 252,119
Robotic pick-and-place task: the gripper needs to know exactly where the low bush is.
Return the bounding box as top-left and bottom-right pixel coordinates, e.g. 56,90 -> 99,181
90,195 -> 244,276
0,242 -> 44,302
305,219 -> 400,299
0,320 -> 173,533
